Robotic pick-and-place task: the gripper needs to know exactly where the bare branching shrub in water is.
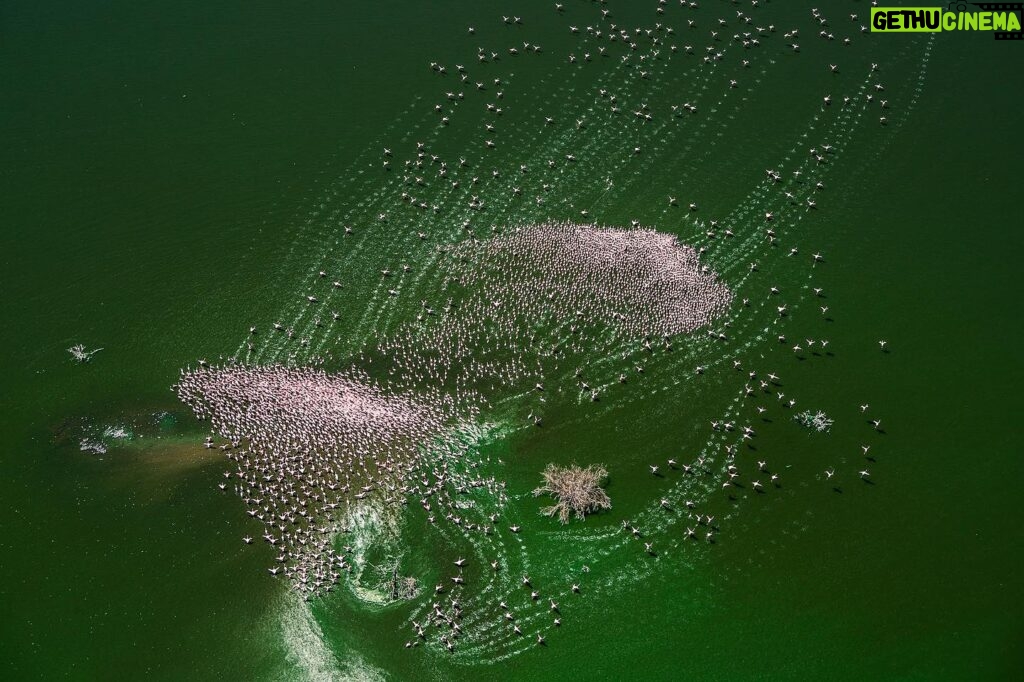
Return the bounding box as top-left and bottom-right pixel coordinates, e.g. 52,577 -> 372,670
534,463 -> 611,524
795,409 -> 833,433
67,344 -> 103,363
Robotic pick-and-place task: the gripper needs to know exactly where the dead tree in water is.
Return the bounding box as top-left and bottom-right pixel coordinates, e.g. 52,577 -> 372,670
533,463 -> 611,524
374,557 -> 419,601
67,344 -> 103,363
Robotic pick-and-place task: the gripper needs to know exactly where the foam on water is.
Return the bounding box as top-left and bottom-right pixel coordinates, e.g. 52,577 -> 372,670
278,591 -> 386,682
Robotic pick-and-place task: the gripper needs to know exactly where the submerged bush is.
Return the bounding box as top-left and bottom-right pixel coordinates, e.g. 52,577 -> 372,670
795,410 -> 833,433
533,463 -> 611,524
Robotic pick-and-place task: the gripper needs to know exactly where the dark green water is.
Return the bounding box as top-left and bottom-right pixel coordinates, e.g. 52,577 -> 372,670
2,1 -> 1021,680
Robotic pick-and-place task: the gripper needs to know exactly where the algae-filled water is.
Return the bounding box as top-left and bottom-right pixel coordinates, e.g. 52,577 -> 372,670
1,1 -> 1021,680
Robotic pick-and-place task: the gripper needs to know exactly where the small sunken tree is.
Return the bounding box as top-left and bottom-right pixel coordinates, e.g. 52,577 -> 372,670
534,463 -> 611,524
794,409 -> 834,433
67,344 -> 103,363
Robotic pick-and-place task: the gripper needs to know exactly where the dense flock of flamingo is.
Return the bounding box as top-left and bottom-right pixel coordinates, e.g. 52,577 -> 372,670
173,1 -> 926,662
